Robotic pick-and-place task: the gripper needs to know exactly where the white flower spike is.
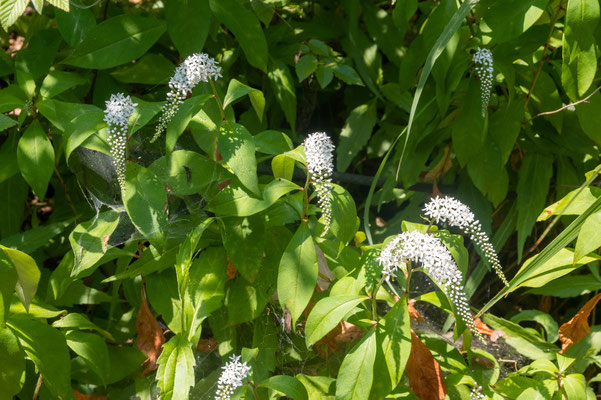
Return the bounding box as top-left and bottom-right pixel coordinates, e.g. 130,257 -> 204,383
473,47 -> 493,117
303,132 -> 335,236
470,386 -> 486,400
151,53 -> 222,143
215,354 -> 251,400
423,196 -> 509,286
377,230 -> 480,339
104,93 -> 137,192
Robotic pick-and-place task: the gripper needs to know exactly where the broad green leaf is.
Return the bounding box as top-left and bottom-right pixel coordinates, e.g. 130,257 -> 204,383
165,0 -> 210,56
0,326 -> 25,398
563,374 -> 587,400
64,111 -> 105,163
0,175 -> 27,240
516,387 -> 549,400
516,153 -> 553,261
0,245 -> 40,312
65,331 -> 110,385
40,70 -> 88,99
577,92 -> 601,145
156,334 -> 196,400
175,218 -> 216,292
562,0 -> 600,100
209,178 -> 299,217
1,219 -> 73,254
8,318 -> 74,400
271,154 -> 295,181
17,121 -> 55,200
52,313 -> 114,341
209,0 -> 268,72
0,0 -> 27,29
315,65 -> 333,88
332,64 -> 363,86
0,132 -> 19,182
63,15 -> 166,69
55,6 -> 95,47
574,211 -> 601,262
268,59 -> 297,131
337,101 -> 377,172
254,130 -> 294,155
527,274 -> 601,298
296,55 -> 318,82
223,79 -> 265,121
69,210 -> 121,278
9,297 -> 66,319
329,184 -> 358,245
110,53 -> 175,85
481,0 -> 550,43
336,328 -> 376,400
36,99 -> 101,132
259,375 -> 309,400
278,222 -> 318,323
305,295 -> 368,346
218,122 -> 260,196
452,80 -> 486,166
380,298 -> 411,387
510,310 -> 559,343
166,95 -> 212,155
47,0 -> 69,11
0,114 -> 17,131
538,187 -> 601,221
123,163 -> 168,244
222,216 -> 264,282
0,253 -> 17,326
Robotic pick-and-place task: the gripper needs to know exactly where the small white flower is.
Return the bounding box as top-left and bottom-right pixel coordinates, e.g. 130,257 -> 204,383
104,93 -> 137,192
151,53 -> 222,143
470,386 -> 486,399
378,230 -> 478,338
303,132 -> 335,236
423,196 -> 509,286
473,47 -> 493,117
215,355 -> 251,400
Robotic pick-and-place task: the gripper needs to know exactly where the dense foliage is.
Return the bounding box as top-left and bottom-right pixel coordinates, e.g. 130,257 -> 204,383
1,0 -> 601,399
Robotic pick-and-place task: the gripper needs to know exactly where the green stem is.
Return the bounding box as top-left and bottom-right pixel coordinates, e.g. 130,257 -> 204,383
210,80 -> 226,122
303,172 -> 311,220
371,276 -> 386,321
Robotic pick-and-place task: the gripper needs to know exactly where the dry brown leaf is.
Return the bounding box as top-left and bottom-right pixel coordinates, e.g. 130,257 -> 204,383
197,337 -> 218,353
420,146 -> 452,183
473,317 -> 505,343
226,258 -> 238,280
405,330 -> 446,400
136,289 -> 165,375
559,292 -> 601,353
335,320 -> 364,343
73,390 -> 107,400
408,299 -> 425,323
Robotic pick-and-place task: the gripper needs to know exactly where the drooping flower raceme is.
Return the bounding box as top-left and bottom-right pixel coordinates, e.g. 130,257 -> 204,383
473,47 -> 493,117
215,355 -> 251,400
303,132 -> 335,236
104,93 -> 137,192
151,53 -> 222,143
423,196 -> 509,286
470,386 -> 486,400
377,230 -> 477,337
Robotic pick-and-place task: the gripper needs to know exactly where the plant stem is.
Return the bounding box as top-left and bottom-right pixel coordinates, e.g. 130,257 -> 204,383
32,375 -> 43,400
210,80 -> 226,122
303,172 -> 310,221
371,276 -> 386,321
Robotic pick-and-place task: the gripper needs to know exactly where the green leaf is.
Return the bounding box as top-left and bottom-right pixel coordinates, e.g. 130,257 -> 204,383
452,80 -> 487,166
0,114 -> 17,131
52,313 -> 114,341
562,0 -> 600,100
0,175 -> 27,240
16,29 -> 62,80
254,130 -> 294,155
380,298 -> 411,387
0,245 -> 40,312
329,183 -> 358,245
123,163 -> 168,244
563,374 -> 587,400
165,0 -> 210,56
175,218 -> 216,292
538,187 -> 601,221
8,318 -> 74,400
574,211 -> 601,262
0,326 -> 25,398
63,15 -> 166,69
332,64 -> 363,85
65,331 -> 110,385
259,375 -> 309,400
337,101 -> 377,172
222,216 -> 264,282
0,0 -> 27,29
336,328 -> 376,400
271,154 -> 295,181
17,121 -> 55,200
218,122 -> 260,196
527,274 -> 601,298
40,70 -> 88,99
166,95 -> 212,155
223,79 -> 265,121
305,295 -> 368,346
510,310 -> 559,343
315,65 -> 333,88
156,334 -> 196,400
278,222 -> 318,323
296,55 -> 318,82
268,59 -> 297,131
55,6 -> 95,47
69,210 -> 121,278
209,0 -> 268,72
1,219 -> 73,254
64,111 -> 105,163
0,253 -> 18,326
110,53 -> 175,85
516,153 -> 553,261
481,0 -> 550,43
577,92 -> 601,145
47,0 -> 69,11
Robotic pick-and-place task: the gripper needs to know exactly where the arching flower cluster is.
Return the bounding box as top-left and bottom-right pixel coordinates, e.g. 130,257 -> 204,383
151,53 -> 222,143
473,47 -> 493,117
377,230 -> 478,338
215,354 -> 251,400
303,132 -> 335,236
104,93 -> 137,192
423,196 -> 509,286
470,386 -> 486,399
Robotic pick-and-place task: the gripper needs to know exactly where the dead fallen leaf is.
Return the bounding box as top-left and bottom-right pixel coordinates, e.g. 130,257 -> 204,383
73,390 -> 107,400
335,320 -> 364,343
197,337 -> 218,353
474,317 -> 505,343
559,292 -> 601,353
408,299 -> 425,323
420,146 -> 452,183
136,288 -> 165,375
405,330 -> 446,400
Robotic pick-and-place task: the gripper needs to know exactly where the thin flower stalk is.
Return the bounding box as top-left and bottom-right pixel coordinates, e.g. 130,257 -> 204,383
423,196 -> 509,286
473,47 -> 493,117
303,132 -> 335,236
215,355 -> 251,400
151,53 -> 222,143
104,93 -> 137,192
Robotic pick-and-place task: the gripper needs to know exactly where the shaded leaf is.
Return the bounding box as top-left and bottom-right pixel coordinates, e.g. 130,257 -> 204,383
17,121 -> 55,200
337,101 -> 377,172
336,328 -> 376,400
0,245 -> 40,312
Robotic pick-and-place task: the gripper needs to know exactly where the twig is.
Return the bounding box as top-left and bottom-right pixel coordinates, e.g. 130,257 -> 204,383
525,86 -> 601,124
32,375 -> 43,400
524,5 -> 564,110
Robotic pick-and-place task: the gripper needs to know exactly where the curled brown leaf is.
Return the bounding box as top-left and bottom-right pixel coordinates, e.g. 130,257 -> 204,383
136,288 -> 165,375
559,292 -> 601,353
405,330 -> 446,400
